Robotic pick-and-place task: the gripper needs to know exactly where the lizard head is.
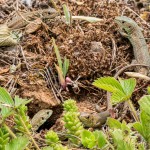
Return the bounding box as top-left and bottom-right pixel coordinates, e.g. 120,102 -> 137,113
79,112 -> 101,128
31,109 -> 53,131
115,16 -> 138,35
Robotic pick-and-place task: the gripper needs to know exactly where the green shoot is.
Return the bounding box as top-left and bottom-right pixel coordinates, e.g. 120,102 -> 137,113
52,37 -> 63,71
62,4 -> 71,25
133,95 -> 150,148
0,126 -> 10,150
63,99 -> 78,112
52,38 -> 70,88
45,130 -> 68,150
107,118 -> 137,150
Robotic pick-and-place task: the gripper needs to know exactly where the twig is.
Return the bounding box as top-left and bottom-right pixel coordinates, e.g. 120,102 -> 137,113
19,46 -> 30,70
110,37 -> 117,69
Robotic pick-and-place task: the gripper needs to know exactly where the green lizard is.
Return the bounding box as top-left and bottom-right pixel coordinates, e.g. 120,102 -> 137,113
31,109 -> 53,131
79,16 -> 150,128
115,16 -> 150,75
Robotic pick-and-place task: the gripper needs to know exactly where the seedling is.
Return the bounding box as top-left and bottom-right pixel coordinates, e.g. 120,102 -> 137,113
93,77 -> 139,121
52,38 -> 70,90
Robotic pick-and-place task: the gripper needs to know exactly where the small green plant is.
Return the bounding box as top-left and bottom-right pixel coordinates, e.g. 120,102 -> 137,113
107,118 -> 138,150
0,126 -> 10,150
63,100 -> 83,145
63,99 -> 78,112
62,99 -> 108,149
52,38 -> 70,89
133,95 -> 150,149
0,78 -> 150,150
44,130 -> 68,150
93,77 -> 139,121
62,4 -> 72,25
0,87 -> 39,150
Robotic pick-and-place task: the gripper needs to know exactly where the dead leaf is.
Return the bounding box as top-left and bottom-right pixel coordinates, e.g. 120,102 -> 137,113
125,72 -> 150,81
25,18 -> 42,34
0,68 -> 9,74
140,11 -> 150,21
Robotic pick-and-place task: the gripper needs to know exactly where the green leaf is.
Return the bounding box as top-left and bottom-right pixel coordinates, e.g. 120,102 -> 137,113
121,121 -> 131,136
133,111 -> 150,142
81,130 -> 96,149
14,96 -> 31,108
62,4 -> 71,25
137,143 -> 145,150
107,118 -> 122,129
0,87 -> 14,118
52,38 -> 63,70
111,129 -> 124,146
111,90 -> 127,105
147,86 -> 150,95
0,87 -> 14,105
133,122 -> 143,137
140,111 -> 150,141
62,57 -> 69,78
42,147 -> 53,150
119,78 -> 136,96
138,95 -> 150,116
5,136 -> 29,150
93,77 -> 123,93
0,126 -> 10,150
93,130 -> 107,148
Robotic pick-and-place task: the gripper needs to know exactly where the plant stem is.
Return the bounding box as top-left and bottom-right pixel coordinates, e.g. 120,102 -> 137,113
18,115 -> 41,150
127,99 -> 139,122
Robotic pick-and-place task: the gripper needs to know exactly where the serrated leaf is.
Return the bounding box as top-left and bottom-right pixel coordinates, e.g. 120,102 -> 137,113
5,136 -> 29,150
0,105 -> 13,119
14,96 -> 31,107
81,130 -> 96,149
138,95 -> 150,116
119,78 -> 136,97
93,130 -> 107,148
133,122 -> 143,137
62,57 -> 69,78
0,87 -> 14,118
52,38 -> 63,70
111,90 -> 127,105
107,118 -> 122,129
0,87 -> 14,105
93,77 -> 123,93
62,4 -> 71,25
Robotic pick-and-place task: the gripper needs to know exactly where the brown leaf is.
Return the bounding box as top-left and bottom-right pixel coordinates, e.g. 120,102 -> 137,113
25,18 -> 42,34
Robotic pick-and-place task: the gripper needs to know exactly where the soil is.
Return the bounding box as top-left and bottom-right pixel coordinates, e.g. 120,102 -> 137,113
0,0 -> 150,149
